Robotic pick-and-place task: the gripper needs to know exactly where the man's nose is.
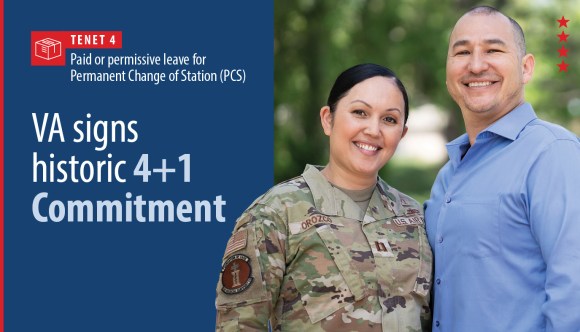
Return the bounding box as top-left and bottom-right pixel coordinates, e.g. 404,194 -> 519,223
468,52 -> 489,73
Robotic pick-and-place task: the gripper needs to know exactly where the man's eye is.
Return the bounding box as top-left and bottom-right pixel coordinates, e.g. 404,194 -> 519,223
456,50 -> 470,56
488,49 -> 501,53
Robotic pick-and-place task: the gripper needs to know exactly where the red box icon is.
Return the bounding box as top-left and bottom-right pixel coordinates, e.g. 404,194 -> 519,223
35,38 -> 62,60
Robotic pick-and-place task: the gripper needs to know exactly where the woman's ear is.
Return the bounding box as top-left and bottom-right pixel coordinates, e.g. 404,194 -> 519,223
320,106 -> 333,136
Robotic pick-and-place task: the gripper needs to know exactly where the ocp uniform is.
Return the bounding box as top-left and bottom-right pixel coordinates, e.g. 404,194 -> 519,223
216,165 -> 432,331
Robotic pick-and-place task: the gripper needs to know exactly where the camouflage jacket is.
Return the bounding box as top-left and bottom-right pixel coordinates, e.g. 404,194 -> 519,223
216,165 -> 432,331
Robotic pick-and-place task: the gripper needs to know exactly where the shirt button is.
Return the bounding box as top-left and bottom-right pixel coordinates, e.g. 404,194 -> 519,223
438,236 -> 443,243
445,196 -> 451,203
436,279 -> 441,285
435,321 -> 440,327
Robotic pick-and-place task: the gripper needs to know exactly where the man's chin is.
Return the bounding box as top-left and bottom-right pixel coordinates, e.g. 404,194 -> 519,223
463,101 -> 496,114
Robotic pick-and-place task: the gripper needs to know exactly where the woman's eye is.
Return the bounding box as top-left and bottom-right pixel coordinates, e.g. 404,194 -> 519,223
352,110 -> 366,116
384,117 -> 397,124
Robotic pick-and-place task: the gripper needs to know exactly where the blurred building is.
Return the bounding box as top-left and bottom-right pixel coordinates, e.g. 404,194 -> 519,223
394,103 -> 450,165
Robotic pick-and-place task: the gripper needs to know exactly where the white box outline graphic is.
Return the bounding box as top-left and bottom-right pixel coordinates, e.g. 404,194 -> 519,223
35,38 -> 62,60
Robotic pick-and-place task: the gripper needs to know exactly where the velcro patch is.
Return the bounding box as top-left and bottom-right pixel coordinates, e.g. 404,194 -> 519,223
392,215 -> 424,226
372,239 -> 395,257
224,229 -> 247,256
221,254 -> 254,295
400,197 -> 412,206
290,214 -> 342,234
406,208 -> 421,215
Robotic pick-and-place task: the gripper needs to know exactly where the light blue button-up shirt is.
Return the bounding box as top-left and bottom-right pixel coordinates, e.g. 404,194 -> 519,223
425,103 -> 580,332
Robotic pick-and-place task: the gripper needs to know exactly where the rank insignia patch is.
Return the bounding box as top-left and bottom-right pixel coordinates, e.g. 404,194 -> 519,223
221,254 -> 253,295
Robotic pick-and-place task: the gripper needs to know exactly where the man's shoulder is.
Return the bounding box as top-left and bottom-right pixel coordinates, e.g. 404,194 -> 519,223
526,118 -> 579,143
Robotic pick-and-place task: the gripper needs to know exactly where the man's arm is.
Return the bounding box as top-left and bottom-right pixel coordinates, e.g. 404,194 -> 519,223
527,138 -> 580,332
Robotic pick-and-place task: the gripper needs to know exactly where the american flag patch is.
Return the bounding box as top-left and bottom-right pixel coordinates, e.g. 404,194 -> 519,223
225,229 -> 248,256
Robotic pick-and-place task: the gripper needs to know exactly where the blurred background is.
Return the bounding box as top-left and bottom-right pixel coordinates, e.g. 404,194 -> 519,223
274,0 -> 579,203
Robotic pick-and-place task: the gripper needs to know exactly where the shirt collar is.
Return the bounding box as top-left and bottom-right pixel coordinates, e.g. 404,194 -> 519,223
302,164 -> 401,221
445,134 -> 470,167
485,102 -> 537,141
445,103 -> 537,166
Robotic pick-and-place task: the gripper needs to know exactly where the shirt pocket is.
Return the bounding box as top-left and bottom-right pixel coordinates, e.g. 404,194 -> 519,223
288,223 -> 366,324
450,197 -> 501,258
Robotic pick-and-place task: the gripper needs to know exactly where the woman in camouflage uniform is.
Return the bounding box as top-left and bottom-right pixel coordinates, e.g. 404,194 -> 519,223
216,64 -> 432,331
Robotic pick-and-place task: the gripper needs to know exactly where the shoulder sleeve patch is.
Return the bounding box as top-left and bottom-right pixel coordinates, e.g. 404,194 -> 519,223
221,254 -> 254,294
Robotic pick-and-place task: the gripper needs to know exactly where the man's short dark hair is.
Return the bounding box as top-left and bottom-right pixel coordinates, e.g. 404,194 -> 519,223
464,5 -> 527,57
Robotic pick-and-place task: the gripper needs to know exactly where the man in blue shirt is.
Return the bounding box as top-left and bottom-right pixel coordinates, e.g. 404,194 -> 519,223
425,6 -> 580,332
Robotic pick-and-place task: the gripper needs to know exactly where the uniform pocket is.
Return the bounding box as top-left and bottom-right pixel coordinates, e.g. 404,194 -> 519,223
377,215 -> 432,298
215,317 -> 238,332
288,224 -> 365,324
413,225 -> 433,298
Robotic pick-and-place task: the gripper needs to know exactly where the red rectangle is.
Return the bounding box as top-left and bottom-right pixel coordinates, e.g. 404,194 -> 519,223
31,30 -> 122,66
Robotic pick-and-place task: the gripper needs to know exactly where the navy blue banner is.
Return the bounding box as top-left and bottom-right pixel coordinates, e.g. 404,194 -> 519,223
6,2 -> 272,331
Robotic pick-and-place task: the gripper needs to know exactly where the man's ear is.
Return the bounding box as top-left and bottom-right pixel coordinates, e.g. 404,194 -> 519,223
320,106 -> 333,136
522,53 -> 535,84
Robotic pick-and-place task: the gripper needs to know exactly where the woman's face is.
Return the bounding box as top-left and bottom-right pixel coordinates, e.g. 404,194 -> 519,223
321,76 -> 407,184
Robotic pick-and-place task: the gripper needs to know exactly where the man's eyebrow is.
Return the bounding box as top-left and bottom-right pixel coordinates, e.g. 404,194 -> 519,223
452,39 -> 469,49
483,38 -> 507,46
452,38 -> 507,49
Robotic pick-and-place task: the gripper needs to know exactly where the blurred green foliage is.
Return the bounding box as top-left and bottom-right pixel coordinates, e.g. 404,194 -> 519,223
275,0 -> 579,202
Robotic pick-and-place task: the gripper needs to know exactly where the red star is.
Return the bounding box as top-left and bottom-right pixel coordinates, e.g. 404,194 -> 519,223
558,45 -> 569,57
557,60 -> 569,72
557,16 -> 570,28
557,31 -> 570,42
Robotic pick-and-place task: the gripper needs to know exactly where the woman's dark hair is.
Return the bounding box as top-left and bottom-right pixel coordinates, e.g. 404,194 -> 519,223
327,63 -> 409,124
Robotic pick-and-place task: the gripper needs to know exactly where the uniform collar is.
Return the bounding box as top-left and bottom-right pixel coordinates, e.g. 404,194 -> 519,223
302,164 -> 401,222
